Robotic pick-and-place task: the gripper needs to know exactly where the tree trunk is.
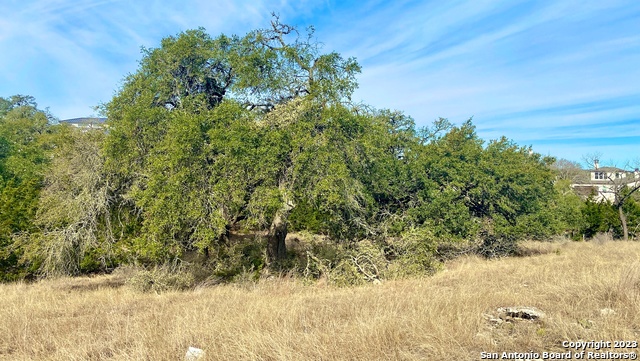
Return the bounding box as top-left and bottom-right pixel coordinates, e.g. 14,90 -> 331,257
618,204 -> 629,241
267,183 -> 295,263
267,212 -> 288,262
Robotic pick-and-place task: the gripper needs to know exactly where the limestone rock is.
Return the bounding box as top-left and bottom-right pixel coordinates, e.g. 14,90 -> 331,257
600,308 -> 615,316
496,306 -> 545,321
185,347 -> 204,361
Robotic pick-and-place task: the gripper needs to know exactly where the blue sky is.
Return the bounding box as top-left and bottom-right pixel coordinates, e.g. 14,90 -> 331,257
1,0 -> 639,167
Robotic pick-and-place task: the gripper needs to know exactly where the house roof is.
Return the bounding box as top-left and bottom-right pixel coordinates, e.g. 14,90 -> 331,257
59,117 -> 107,125
587,166 -> 627,172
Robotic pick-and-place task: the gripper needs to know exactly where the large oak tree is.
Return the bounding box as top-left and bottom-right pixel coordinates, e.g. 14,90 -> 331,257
104,17 -> 362,263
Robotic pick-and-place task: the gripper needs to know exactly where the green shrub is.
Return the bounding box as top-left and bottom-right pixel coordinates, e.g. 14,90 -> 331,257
206,237 -> 266,281
581,198 -> 620,239
384,228 -> 441,278
301,231 -> 441,286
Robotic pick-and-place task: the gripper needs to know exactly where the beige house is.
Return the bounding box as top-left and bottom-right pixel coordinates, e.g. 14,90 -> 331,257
571,160 -> 640,202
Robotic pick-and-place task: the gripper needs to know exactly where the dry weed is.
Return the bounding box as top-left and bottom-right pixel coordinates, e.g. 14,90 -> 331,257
0,241 -> 638,360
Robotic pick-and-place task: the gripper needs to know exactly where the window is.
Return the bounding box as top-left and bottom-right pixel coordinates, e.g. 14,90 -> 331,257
594,172 -> 606,180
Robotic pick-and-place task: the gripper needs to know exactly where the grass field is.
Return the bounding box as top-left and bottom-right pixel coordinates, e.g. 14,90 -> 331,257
1,239 -> 639,360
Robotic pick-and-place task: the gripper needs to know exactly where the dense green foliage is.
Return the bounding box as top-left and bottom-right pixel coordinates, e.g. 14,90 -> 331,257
2,19 -> 637,283
0,97 -> 61,280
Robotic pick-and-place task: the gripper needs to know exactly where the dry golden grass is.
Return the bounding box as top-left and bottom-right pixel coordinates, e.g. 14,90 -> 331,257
1,240 -> 639,360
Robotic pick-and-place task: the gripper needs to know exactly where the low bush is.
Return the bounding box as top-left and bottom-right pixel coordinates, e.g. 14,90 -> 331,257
299,228 -> 441,286
122,263 -> 195,293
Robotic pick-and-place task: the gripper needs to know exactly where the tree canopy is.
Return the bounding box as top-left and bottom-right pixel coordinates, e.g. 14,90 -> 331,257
1,17 -> 623,283
0,97 -> 61,280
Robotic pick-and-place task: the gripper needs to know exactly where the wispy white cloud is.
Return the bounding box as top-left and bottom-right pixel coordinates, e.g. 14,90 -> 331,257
323,1 -> 640,164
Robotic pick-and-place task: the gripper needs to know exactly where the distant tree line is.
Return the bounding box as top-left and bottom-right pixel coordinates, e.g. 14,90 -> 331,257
1,18 -> 637,282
